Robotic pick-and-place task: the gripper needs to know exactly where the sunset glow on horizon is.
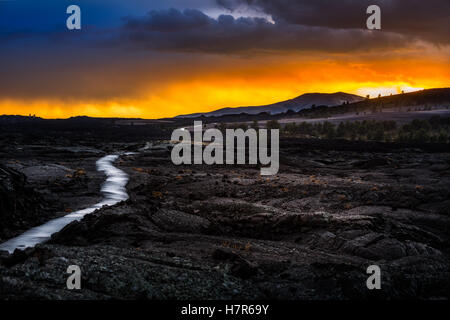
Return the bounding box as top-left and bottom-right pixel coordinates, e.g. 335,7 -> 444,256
0,82 -> 445,120
1,1 -> 449,119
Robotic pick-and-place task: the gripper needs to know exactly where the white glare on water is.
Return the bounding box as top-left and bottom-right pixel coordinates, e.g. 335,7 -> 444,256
0,155 -> 129,253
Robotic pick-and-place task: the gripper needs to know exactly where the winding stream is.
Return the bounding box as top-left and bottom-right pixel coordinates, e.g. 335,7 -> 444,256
0,154 -> 129,253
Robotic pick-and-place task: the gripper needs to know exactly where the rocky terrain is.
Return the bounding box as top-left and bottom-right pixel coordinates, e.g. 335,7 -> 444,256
0,134 -> 449,300
0,136 -> 110,240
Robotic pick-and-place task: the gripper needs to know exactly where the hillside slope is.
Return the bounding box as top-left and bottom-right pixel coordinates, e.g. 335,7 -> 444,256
178,92 -> 364,118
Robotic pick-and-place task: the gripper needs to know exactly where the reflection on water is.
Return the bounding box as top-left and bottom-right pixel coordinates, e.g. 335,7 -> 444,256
0,154 -> 129,253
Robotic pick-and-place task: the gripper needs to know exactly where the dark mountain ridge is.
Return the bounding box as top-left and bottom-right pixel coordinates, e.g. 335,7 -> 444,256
176,92 -> 364,118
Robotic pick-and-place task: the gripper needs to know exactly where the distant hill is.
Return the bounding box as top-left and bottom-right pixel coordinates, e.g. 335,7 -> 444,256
177,92 -> 364,118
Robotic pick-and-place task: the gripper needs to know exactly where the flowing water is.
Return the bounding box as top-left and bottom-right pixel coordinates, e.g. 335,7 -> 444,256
0,154 -> 129,253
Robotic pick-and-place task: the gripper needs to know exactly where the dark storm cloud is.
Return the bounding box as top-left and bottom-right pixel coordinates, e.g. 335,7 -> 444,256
217,0 -> 450,44
119,8 -> 407,54
124,8 -> 213,32
0,0 -> 447,109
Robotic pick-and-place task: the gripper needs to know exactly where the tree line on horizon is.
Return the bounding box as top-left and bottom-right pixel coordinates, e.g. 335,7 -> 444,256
217,116 -> 450,144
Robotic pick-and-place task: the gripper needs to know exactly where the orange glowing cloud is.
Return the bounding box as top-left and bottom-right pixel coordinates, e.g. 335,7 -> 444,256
1,47 -> 449,119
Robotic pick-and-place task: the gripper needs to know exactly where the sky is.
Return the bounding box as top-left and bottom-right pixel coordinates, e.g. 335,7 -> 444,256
0,0 -> 449,119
